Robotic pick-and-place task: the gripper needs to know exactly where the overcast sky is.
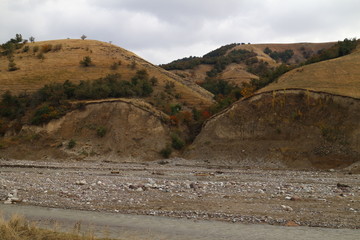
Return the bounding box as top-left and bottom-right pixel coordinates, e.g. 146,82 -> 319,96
1,0 -> 359,64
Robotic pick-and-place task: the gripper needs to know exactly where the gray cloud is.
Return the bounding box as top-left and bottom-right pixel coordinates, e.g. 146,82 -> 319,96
1,0 -> 359,64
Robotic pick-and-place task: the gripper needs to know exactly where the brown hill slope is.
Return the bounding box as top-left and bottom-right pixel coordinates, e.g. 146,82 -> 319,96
186,91 -> 360,169
0,39 -> 213,108
186,49 -> 360,169
165,42 -> 334,86
0,99 -> 171,161
258,47 -> 360,98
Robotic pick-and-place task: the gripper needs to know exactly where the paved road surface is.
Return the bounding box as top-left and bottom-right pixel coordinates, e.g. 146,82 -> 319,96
0,204 -> 359,240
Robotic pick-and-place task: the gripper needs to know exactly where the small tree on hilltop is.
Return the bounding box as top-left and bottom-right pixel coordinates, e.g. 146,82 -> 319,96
81,34 -> 87,40
29,36 -> 35,43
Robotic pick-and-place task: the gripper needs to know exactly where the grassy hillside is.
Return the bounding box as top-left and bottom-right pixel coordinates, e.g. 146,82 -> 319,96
0,38 -> 216,159
161,42 -> 335,86
0,39 -> 213,108
258,46 -> 360,98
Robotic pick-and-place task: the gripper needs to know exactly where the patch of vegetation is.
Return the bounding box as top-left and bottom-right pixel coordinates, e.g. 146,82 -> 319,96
7,58 -> 19,71
160,43 -> 256,77
110,61 -> 121,70
41,44 -> 53,53
320,125 -> 345,143
305,38 -> 359,65
96,126 -> 107,137
264,48 -> 294,63
171,133 -> 185,150
36,52 -> 45,60
0,70 -> 155,131
22,45 -> 30,53
0,34 -> 24,56
33,45 -> 39,53
160,145 -> 172,158
53,44 -> 63,52
31,104 -> 70,125
0,215 -> 116,240
67,139 -> 76,149
80,56 -> 93,67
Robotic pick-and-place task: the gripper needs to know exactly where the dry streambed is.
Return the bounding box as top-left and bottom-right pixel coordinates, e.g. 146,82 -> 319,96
0,158 -> 359,229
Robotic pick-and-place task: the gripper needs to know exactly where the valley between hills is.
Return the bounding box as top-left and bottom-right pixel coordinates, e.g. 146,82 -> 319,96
0,36 -> 359,230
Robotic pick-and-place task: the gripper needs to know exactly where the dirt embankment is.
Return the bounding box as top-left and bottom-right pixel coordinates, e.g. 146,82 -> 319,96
0,99 -> 171,161
186,90 -> 360,169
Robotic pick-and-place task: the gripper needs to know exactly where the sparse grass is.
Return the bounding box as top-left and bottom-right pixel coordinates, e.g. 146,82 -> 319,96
96,126 -> 107,137
0,39 -> 213,110
160,146 -> 172,158
0,215 -> 116,240
68,139 -> 76,149
259,47 -> 360,98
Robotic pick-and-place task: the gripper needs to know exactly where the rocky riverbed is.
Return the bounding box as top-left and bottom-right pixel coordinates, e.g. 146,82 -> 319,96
0,158 -> 359,229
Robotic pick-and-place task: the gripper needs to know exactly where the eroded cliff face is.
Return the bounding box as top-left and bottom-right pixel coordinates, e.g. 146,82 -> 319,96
186,91 -> 360,169
2,100 -> 171,161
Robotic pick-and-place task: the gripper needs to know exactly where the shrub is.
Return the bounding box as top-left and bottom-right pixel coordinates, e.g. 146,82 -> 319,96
36,52 -> 45,60
22,45 -> 30,52
171,133 -> 185,150
33,45 -> 39,53
110,62 -> 119,70
150,77 -> 158,86
41,44 -> 52,53
129,61 -> 137,69
68,139 -> 76,149
80,56 -> 93,67
53,44 -> 62,51
160,146 -> 172,158
165,81 -> 175,93
8,59 -> 19,71
31,104 -> 68,125
264,47 -> 272,54
96,126 -> 107,137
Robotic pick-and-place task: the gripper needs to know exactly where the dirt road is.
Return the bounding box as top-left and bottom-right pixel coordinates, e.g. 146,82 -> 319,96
0,158 -> 359,230
1,204 -> 359,240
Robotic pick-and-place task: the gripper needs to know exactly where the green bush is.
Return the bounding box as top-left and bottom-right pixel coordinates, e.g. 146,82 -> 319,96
110,62 -> 119,70
80,56 -> 93,67
8,59 -> 19,71
171,133 -> 185,150
22,45 -> 30,52
68,139 -> 76,149
96,126 -> 107,137
305,38 -> 358,65
160,146 -> 172,158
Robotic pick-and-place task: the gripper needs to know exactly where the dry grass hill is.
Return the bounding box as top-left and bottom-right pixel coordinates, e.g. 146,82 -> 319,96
0,39 -> 213,108
0,38 -> 215,161
1,37 -> 359,169
165,42 -> 334,87
259,46 -> 360,98
186,43 -> 360,169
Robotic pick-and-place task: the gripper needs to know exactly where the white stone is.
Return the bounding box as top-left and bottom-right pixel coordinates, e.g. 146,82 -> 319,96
281,205 -> 293,211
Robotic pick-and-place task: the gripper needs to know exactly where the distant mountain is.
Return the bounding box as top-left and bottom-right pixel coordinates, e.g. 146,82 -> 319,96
161,42 -> 335,87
